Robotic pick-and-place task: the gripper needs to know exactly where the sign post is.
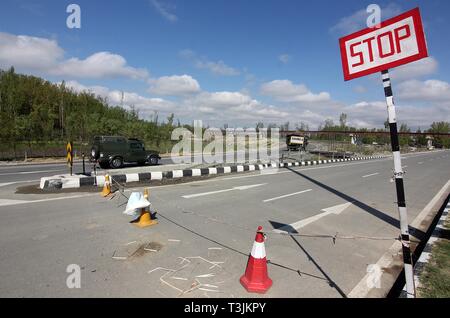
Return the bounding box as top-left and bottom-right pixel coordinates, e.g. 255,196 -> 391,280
66,141 -> 73,176
381,69 -> 415,298
339,7 -> 429,298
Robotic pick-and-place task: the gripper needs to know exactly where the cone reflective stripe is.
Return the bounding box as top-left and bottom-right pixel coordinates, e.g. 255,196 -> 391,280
101,174 -> 111,197
240,226 -> 272,293
134,188 -> 157,228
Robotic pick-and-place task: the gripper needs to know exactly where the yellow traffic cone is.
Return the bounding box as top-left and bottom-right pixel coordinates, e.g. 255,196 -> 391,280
101,174 -> 111,197
134,188 -> 158,228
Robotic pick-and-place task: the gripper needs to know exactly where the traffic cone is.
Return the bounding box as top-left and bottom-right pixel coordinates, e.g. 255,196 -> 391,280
134,188 -> 158,228
101,174 -> 111,197
240,226 -> 272,293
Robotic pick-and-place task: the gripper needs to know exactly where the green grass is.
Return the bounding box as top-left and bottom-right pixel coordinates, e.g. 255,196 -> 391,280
418,219 -> 450,298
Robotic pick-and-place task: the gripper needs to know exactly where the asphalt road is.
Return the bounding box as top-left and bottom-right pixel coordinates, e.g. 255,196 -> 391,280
0,150 -> 448,297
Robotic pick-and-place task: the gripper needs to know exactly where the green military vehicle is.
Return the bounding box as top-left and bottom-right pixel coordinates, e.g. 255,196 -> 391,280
90,136 -> 161,169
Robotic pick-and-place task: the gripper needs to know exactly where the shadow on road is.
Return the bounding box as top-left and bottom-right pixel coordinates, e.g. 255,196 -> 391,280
285,166 -> 425,238
267,220 -> 347,297
290,235 -> 347,298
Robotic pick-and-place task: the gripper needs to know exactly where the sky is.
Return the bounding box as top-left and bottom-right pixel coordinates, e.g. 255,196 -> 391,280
0,0 -> 449,130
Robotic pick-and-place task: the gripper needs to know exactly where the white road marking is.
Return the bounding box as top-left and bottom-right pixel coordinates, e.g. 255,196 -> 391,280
0,169 -> 66,176
273,202 -> 353,234
0,193 -> 97,207
418,162 -> 424,165
182,183 -> 266,199
0,180 -> 40,187
263,189 -> 312,203
362,173 -> 379,178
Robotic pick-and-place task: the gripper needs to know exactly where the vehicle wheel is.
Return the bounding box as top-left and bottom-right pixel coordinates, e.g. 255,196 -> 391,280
110,157 -> 124,169
99,162 -> 109,169
148,155 -> 159,165
137,160 -> 146,166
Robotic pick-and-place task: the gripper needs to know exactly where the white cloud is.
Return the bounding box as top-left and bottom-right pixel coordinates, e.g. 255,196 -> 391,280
180,49 -> 240,76
397,79 -> 450,101
185,91 -> 289,120
341,100 -> 449,128
61,79 -> 449,129
390,57 -> 438,81
64,80 -> 289,124
260,80 -> 331,103
54,52 -> 148,79
195,60 -> 240,76
0,32 -> 63,70
278,54 -> 291,64
65,80 -> 175,116
148,74 -> 200,95
353,85 -> 367,94
150,0 -> 178,22
0,32 -> 149,80
330,3 -> 402,35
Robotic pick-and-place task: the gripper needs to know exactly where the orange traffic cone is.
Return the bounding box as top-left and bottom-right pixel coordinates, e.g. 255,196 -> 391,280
134,188 -> 158,228
240,226 -> 272,293
101,174 -> 111,197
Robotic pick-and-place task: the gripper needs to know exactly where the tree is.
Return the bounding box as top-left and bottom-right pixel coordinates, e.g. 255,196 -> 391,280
429,121 -> 450,148
416,128 -> 427,147
323,119 -> 334,129
398,123 -> 411,147
295,122 -> 309,132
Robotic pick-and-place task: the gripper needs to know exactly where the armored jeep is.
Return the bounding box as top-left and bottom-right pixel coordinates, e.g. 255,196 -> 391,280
90,136 -> 161,169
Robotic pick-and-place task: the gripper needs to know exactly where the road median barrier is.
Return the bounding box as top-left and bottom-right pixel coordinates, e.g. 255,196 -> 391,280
39,155 -> 387,190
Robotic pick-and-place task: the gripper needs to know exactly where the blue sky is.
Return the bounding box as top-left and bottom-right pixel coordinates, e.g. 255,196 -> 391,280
0,0 -> 449,129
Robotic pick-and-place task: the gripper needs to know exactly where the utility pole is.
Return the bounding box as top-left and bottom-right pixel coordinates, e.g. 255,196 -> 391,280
382,69 -> 415,298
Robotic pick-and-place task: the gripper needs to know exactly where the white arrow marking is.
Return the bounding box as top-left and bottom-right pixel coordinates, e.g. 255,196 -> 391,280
273,202 -> 353,234
182,183 -> 266,199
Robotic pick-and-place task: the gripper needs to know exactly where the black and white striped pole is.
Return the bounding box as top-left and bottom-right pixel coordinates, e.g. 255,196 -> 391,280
381,69 -> 415,298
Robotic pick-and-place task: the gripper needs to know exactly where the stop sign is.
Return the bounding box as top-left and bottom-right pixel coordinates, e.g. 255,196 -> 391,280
339,8 -> 428,81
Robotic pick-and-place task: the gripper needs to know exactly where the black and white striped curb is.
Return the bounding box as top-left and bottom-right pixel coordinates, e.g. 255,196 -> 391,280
400,197 -> 450,298
40,155 -> 386,190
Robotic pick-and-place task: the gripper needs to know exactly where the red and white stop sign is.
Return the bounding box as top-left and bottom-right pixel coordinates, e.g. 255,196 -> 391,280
339,7 -> 428,81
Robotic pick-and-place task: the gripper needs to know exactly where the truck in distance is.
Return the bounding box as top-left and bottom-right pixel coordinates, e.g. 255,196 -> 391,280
286,134 -> 308,151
